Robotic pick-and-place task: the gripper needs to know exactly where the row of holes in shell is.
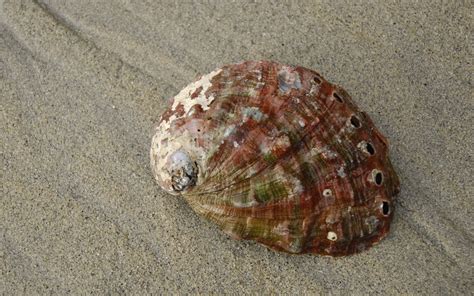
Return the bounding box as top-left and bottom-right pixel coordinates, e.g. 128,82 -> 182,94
312,78 -> 391,241
349,114 -> 376,157
330,89 -> 385,190
313,82 -> 386,186
313,76 -> 377,158
329,89 -> 384,187
337,91 -> 389,216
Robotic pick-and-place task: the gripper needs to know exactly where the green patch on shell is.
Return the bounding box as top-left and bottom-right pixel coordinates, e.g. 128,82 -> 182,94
263,152 -> 278,164
254,180 -> 288,203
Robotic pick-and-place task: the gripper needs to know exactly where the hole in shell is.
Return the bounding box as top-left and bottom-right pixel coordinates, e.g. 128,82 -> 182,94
197,129 -> 201,132
333,92 -> 343,103
374,171 -> 383,185
382,201 -> 390,216
323,189 -> 332,197
358,141 -> 376,156
366,142 -> 375,155
350,115 -> 361,128
313,76 -> 322,84
327,231 -> 338,241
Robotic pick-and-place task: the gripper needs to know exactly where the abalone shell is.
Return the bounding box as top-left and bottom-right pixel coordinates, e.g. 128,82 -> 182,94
150,61 -> 400,256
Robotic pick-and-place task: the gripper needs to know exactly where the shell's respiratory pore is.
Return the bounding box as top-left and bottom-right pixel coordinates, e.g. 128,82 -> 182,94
151,61 -> 400,256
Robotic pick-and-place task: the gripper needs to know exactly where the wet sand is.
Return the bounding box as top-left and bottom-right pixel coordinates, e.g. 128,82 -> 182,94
1,1 -> 472,294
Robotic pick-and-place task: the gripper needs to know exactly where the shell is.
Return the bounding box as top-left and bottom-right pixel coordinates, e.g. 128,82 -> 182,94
150,61 -> 400,256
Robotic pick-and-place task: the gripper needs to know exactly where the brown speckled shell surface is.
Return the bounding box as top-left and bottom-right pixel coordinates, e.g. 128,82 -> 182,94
151,61 -> 400,256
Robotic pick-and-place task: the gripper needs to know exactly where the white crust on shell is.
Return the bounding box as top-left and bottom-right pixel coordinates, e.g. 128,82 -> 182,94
150,69 -> 222,194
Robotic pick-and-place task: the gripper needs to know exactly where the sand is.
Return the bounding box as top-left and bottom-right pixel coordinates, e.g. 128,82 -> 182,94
1,0 -> 472,294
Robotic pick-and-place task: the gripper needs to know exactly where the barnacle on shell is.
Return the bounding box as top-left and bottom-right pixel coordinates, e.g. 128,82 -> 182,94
150,61 -> 400,256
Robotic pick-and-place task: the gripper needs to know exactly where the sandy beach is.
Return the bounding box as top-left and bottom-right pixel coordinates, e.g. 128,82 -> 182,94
1,0 -> 472,294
